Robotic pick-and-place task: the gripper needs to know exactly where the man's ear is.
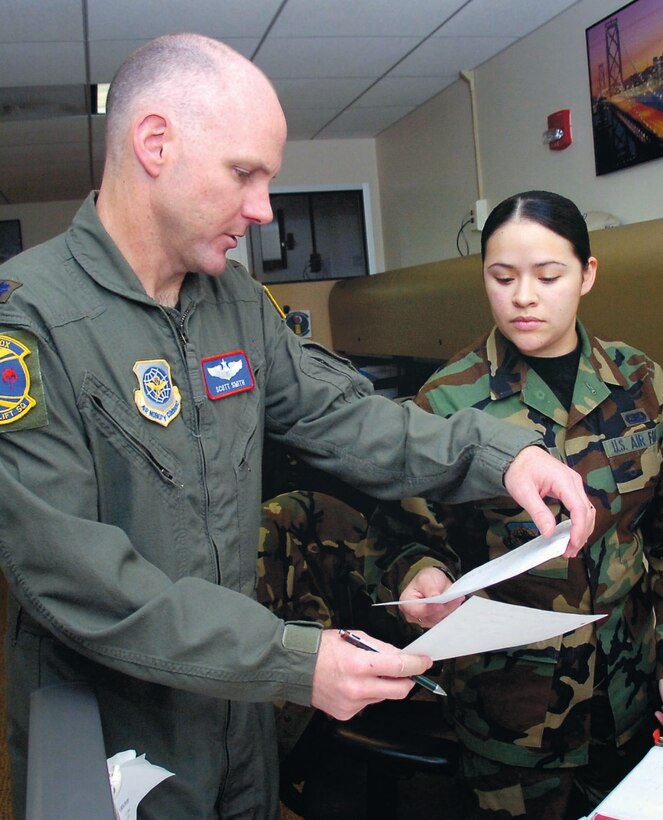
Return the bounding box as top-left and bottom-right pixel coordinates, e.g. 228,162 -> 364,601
133,114 -> 169,178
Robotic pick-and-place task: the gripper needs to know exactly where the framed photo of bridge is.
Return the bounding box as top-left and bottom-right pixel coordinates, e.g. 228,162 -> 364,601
586,0 -> 663,176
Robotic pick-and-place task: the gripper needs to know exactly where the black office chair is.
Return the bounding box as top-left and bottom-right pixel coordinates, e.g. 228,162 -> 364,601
283,696 -> 460,820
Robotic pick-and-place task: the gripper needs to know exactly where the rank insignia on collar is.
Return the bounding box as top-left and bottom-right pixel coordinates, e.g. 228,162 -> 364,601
133,359 -> 181,427
0,334 -> 37,425
201,350 -> 254,400
0,280 -> 22,304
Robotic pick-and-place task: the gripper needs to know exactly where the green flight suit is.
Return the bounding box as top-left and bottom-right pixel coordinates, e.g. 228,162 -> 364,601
0,194 -> 540,819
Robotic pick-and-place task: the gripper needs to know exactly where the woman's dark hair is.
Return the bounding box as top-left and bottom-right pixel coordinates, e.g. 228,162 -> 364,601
480,190 -> 591,267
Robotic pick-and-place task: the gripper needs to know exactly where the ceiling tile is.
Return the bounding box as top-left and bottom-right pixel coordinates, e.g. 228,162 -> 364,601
282,108 -> 342,140
354,75 -> 456,108
440,0 -> 581,38
254,36 -> 421,79
269,0 -> 467,37
390,34 -> 516,76
0,0 -> 84,42
0,42 -> 87,86
0,116 -> 89,146
316,105 -> 415,138
272,78 -> 373,110
0,142 -> 89,169
87,0 -> 284,40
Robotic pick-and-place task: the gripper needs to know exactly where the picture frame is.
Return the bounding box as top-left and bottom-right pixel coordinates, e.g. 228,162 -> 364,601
0,219 -> 23,264
586,0 -> 663,176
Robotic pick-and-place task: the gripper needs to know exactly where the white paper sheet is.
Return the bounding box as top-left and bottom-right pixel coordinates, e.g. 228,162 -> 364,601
107,750 -> 174,820
401,595 -> 605,661
377,519 -> 572,607
586,744 -> 663,820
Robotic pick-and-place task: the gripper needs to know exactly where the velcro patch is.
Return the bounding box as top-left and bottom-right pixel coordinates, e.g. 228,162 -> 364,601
201,350 -> 254,400
0,330 -> 48,431
602,426 -> 657,458
621,409 -> 649,426
0,280 -> 22,304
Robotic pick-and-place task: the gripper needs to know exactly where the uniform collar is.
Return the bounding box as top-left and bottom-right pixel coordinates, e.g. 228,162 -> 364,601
65,192 -> 204,308
486,322 -> 630,426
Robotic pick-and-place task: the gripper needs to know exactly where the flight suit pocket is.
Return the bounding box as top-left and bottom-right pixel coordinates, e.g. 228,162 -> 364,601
77,373 -> 189,575
79,374 -> 183,488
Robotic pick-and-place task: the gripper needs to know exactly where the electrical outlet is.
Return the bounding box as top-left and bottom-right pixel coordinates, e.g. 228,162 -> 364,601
471,199 -> 490,231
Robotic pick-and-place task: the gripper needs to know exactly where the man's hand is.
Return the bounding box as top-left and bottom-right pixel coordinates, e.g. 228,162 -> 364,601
399,567 -> 464,629
311,630 -> 432,721
656,679 -> 663,727
504,445 -> 595,556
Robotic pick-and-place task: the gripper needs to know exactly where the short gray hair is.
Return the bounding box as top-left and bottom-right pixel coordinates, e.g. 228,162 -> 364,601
104,33 -> 230,160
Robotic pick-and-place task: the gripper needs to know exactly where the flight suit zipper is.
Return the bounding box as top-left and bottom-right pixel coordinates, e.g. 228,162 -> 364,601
170,303 -> 222,585
90,395 -> 183,487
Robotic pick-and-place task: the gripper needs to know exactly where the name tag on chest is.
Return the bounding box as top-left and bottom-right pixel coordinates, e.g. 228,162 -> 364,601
201,350 -> 255,400
602,427 -> 657,458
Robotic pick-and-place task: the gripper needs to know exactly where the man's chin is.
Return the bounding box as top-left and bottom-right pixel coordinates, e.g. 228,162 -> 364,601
199,256 -> 229,277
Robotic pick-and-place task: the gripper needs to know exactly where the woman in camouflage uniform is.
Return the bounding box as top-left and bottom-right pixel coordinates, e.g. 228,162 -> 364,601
373,191 -> 663,818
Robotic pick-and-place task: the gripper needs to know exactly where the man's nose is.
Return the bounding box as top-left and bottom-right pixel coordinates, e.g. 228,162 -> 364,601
245,186 -> 273,225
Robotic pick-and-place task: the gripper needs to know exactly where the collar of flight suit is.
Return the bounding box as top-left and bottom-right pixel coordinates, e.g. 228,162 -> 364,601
64,191 -> 205,311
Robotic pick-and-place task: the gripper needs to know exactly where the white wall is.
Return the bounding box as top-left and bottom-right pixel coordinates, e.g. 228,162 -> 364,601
377,0 -> 663,268
0,199 -> 80,249
376,79 -> 477,269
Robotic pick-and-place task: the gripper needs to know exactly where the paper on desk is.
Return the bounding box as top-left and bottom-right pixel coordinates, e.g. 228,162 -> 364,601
401,595 -> 605,660
376,519 -> 572,607
107,750 -> 174,820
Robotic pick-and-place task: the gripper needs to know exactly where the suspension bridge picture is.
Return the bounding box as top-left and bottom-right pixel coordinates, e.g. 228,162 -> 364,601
586,0 -> 663,175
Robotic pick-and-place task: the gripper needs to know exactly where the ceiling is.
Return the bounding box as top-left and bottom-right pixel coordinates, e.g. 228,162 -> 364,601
0,0 -> 580,204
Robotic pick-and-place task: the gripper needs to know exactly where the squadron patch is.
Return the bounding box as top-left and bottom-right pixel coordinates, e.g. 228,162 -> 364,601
201,350 -> 254,400
0,332 -> 47,430
133,359 -> 181,427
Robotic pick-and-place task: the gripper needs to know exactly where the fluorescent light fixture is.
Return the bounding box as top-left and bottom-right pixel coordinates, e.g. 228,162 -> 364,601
94,83 -> 110,115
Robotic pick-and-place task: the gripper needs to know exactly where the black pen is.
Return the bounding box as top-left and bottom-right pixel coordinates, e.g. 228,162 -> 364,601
338,629 -> 447,697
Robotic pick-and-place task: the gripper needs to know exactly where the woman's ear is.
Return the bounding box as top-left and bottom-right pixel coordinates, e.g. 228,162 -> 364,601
133,114 -> 169,178
580,256 -> 597,296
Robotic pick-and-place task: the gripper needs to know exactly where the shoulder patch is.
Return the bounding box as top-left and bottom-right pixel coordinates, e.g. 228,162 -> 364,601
0,279 -> 22,304
0,330 -> 48,431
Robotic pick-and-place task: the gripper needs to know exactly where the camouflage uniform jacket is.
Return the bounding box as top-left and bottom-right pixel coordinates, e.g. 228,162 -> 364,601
374,322 -> 663,768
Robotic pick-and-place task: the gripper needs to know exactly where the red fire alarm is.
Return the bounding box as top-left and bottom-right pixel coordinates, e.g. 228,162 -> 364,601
543,109 -> 572,150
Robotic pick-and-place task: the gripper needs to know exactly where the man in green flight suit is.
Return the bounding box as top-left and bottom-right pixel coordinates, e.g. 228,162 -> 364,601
0,41 -> 594,820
